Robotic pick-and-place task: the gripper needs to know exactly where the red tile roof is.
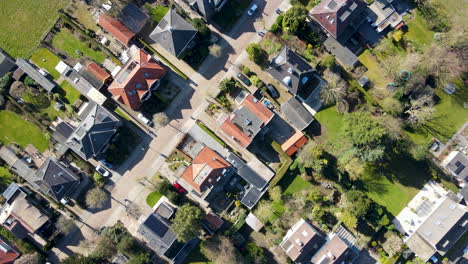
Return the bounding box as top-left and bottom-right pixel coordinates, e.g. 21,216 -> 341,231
87,62 -> 111,83
98,14 -> 135,46
204,211 -> 224,233
0,238 -> 19,264
281,131 -> 308,156
220,94 -> 274,148
181,147 -> 231,193
108,49 -> 166,110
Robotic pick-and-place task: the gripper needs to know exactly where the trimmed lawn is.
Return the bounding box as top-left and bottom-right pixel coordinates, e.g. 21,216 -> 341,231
404,12 -> 434,47
280,171 -> 312,195
0,111 -> 49,152
0,167 -> 13,191
145,4 -> 169,23
41,101 -> 66,121
72,2 -> 99,31
0,0 -> 66,58
30,48 -> 62,80
146,191 -> 163,207
358,50 -> 390,88
406,87 -> 468,145
59,81 -> 81,104
52,28 -> 106,63
114,108 -> 131,121
314,106 -> 347,153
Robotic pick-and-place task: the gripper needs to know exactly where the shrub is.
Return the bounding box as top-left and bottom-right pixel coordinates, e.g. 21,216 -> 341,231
23,76 -> 37,86
282,5 -> 308,34
246,43 -> 268,67
191,18 -> 211,36
319,55 -> 336,69
23,92 -> 50,109
0,72 -> 13,94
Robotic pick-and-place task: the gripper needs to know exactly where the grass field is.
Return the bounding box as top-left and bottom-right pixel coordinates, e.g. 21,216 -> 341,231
0,0 -> 66,58
280,170 -> 312,195
0,167 -> 13,191
71,1 -> 99,31
404,12 -> 435,47
30,48 -> 62,80
146,192 -> 162,207
145,4 -> 169,23
59,81 -> 81,104
52,28 -> 106,63
358,50 -> 390,88
0,111 -> 49,152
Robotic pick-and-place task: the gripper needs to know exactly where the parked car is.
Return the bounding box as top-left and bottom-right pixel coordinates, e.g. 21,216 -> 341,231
248,3 -> 258,16
100,159 -> 113,169
265,83 -> 279,98
138,113 -> 153,127
96,164 -> 111,177
430,141 -> 440,152
236,72 -> 251,86
173,182 -> 186,194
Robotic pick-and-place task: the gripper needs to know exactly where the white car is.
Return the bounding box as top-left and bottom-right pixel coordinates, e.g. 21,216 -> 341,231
96,164 -> 111,177
248,4 -> 258,16
138,113 -> 153,126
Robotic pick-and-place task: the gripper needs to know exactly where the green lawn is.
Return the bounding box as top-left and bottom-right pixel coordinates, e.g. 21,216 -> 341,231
280,171 -> 312,195
0,167 -> 13,191
404,12 -> 434,47
30,48 -> 62,80
146,191 -> 163,207
314,107 -> 347,153
358,50 -> 390,88
52,28 -> 106,63
0,111 -> 49,152
114,108 -> 131,121
59,81 -> 81,104
0,0 -> 66,58
145,4 -> 169,23
41,100 -> 66,121
406,87 -> 468,145
271,199 -> 286,221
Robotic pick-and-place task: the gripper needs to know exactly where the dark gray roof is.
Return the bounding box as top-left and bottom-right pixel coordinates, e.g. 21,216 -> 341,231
34,158 -> 80,202
267,46 -> 319,96
281,96 -> 315,131
2,182 -> 20,202
66,102 -> 120,160
226,153 -> 268,190
138,213 -> 177,256
230,105 -> 264,140
190,0 -> 214,19
79,68 -> 105,90
241,186 -> 265,209
0,49 -> 15,77
460,186 -> 468,203
445,151 -> 468,181
52,122 -> 75,144
62,67 -> 94,96
323,36 -> 358,66
149,9 -> 198,57
15,58 -> 56,92
119,3 -> 149,33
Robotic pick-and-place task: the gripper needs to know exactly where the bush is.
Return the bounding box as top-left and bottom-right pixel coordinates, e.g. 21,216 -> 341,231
23,76 -> 37,86
240,65 -> 253,76
23,92 -> 50,109
191,18 -> 211,36
0,72 -> 13,94
282,5 -> 308,34
246,43 -> 268,67
319,55 -> 336,69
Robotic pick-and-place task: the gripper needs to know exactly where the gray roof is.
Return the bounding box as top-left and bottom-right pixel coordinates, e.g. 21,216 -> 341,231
149,9 -> 198,58
226,153 -> 267,190
0,49 -> 15,77
267,46 -> 319,97
241,186 -> 265,209
281,96 -> 315,131
460,186 -> 468,202
52,122 -> 75,144
406,197 -> 468,262
79,68 -> 105,90
119,3 -> 149,33
61,67 -> 95,97
65,102 -> 120,160
445,151 -> 468,181
230,104 -> 264,140
34,158 -> 80,202
138,213 -> 177,256
190,0 -> 215,19
323,37 -> 358,66
2,182 -> 20,202
15,58 -> 56,92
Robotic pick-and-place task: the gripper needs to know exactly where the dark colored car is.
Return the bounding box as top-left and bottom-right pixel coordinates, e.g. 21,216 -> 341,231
266,83 -> 279,98
236,72 -> 251,86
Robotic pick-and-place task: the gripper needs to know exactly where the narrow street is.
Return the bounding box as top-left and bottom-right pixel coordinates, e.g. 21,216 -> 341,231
49,1 -> 289,261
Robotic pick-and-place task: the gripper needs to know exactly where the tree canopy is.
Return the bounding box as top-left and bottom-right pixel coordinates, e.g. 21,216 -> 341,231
246,43 -> 267,67
172,204 -> 203,242
282,5 -> 308,34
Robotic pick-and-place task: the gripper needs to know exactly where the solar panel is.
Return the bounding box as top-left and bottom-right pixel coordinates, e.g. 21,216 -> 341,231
145,214 -> 169,238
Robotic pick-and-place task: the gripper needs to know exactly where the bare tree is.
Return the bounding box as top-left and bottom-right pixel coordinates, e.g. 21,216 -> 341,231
153,112 -> 169,128
56,215 -> 76,234
14,253 -> 42,264
86,187 -> 109,209
382,232 -> 403,257
201,236 -> 244,264
320,69 -> 347,106
254,200 -> 274,223
209,44 -> 222,58
405,95 -> 435,128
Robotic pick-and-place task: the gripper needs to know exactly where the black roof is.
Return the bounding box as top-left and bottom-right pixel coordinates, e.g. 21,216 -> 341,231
149,9 -> 198,58
281,96 -> 315,131
138,213 -> 177,256
241,186 -> 264,209
34,158 -> 80,202
52,122 -> 75,144
15,58 -> 56,92
119,3 -> 149,33
66,102 -> 120,160
226,153 -> 267,190
0,49 -> 15,77
267,46 -> 318,96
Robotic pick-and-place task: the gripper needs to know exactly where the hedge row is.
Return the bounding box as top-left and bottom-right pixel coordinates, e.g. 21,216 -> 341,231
269,140 -> 293,186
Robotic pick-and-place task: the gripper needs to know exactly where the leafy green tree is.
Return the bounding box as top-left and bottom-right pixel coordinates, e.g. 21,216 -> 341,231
268,186 -> 282,201
92,237 -> 117,260
23,92 -> 50,109
320,69 -> 347,107
255,200 -> 274,223
172,204 -> 203,242
117,236 -> 140,256
63,255 -> 102,264
191,18 -> 211,36
339,210 -> 358,229
245,242 -> 265,264
127,253 -> 150,264
298,142 -> 329,177
246,43 -> 267,67
343,111 -> 388,162
311,207 -> 335,227
282,5 -> 308,34
219,78 -> 236,93
0,72 -> 13,94
346,190 -> 372,218
307,189 -> 324,204
56,216 -> 76,235
337,152 -> 365,181
381,97 -> 403,117
23,76 -> 37,86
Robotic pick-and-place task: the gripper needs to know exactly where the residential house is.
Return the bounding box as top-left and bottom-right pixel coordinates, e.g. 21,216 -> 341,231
220,91 -> 274,148
311,233 -> 359,264
0,49 -> 15,77
367,0 -> 404,33
0,147 -> 80,203
280,219 -> 326,263
0,238 -> 20,264
98,14 -> 136,46
0,183 -> 49,240
119,3 -> 149,34
393,181 -> 468,262
310,0 -> 367,66
108,49 -> 167,110
281,97 -> 315,131
190,0 -> 229,21
245,212 -> 264,232
281,130 -> 308,157
149,9 -> 198,58
441,151 -> 468,185
56,61 -> 107,105
80,62 -> 112,90
137,198 -> 197,264
15,58 -> 56,92
52,101 -> 121,161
